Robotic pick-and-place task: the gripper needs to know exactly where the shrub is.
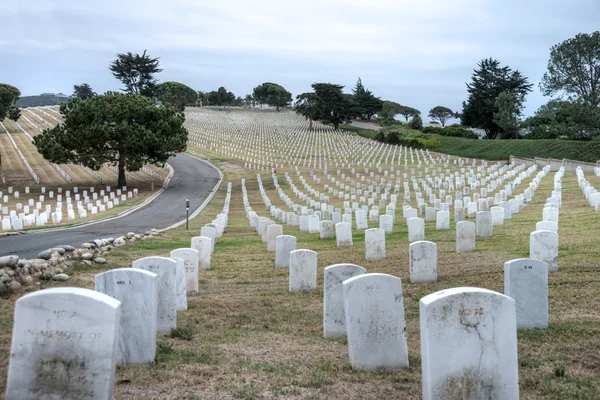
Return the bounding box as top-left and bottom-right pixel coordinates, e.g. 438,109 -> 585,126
422,124 -> 477,139
378,117 -> 406,128
409,115 -> 423,130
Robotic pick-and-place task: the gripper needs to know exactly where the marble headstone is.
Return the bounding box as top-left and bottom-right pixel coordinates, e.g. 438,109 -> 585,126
343,273 -> 409,370
95,268 -> 158,365
132,257 -> 177,333
6,288 -> 121,400
323,264 -> 367,338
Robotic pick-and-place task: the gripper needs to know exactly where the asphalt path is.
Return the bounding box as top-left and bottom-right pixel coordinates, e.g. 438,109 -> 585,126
350,120 -> 380,131
0,153 -> 221,259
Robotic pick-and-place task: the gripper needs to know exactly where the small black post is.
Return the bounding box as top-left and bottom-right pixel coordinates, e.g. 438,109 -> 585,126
186,199 -> 190,230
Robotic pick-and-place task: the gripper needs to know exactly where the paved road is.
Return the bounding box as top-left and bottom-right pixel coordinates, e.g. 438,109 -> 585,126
0,153 -> 221,259
350,120 -> 380,131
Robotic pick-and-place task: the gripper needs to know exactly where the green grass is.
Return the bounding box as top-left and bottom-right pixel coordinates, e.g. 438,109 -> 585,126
337,120 -> 600,163
2,141 -> 600,398
431,135 -> 600,162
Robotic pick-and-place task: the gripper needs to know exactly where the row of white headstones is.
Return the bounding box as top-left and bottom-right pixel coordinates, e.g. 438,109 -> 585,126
237,174 -> 554,399
0,185 -> 138,230
4,183 -> 232,400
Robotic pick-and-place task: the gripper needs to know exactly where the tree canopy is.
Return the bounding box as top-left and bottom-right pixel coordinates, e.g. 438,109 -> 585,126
351,78 -> 383,120
156,82 -> 198,112
461,58 -> 533,139
493,92 -> 520,139
295,92 -> 320,130
398,105 -> 420,122
0,83 -> 21,122
206,87 -> 236,106
33,92 -> 187,187
311,83 -> 352,130
522,99 -> 600,140
380,101 -> 403,119
109,50 -> 162,98
428,106 -> 455,127
252,82 -> 292,111
73,83 -> 96,100
540,31 -> 600,107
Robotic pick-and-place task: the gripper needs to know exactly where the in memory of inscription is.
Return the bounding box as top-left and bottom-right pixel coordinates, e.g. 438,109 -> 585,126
6,287 -> 121,400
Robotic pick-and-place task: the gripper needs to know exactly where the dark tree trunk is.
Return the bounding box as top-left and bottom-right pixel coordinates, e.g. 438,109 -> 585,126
276,105 -> 280,112
117,155 -> 126,187
309,118 -> 313,131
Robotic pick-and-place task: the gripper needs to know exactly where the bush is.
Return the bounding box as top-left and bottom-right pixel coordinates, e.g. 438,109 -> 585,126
409,115 -> 423,130
376,127 -> 438,149
378,117 -> 406,127
422,124 -> 477,139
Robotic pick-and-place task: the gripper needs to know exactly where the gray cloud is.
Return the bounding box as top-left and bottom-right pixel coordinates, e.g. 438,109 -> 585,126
1,0 -> 598,117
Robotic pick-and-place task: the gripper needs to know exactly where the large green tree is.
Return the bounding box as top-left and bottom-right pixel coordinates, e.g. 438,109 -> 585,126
540,31 -> 600,107
398,105 -> 420,122
352,78 -> 383,120
206,87 -> 236,106
493,92 -> 520,139
312,83 -> 352,130
428,106 -> 455,127
252,82 -> 292,111
380,101 -> 403,119
73,83 -> 96,100
109,50 -> 162,98
522,99 -> 600,140
0,83 -> 21,121
34,93 -> 187,187
295,92 -> 321,131
196,91 -> 208,107
156,82 -> 197,112
461,58 -> 533,139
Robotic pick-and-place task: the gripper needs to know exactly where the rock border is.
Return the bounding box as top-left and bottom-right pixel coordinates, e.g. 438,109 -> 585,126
0,229 -> 160,295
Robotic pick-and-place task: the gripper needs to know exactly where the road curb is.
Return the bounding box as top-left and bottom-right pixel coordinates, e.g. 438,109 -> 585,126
159,152 -> 224,232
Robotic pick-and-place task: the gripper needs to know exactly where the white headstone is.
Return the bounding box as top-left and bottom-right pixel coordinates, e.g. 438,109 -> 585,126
456,221 -> 476,253
491,206 -> 504,226
504,258 -> 548,329
529,230 -> 558,272
275,235 -> 296,268
200,225 -> 217,253
365,228 -> 386,260
319,220 -> 334,239
95,268 -> 158,365
191,236 -> 212,271
168,258 -> 188,312
289,249 -> 318,292
323,264 -> 367,338
170,248 -> 199,296
420,287 -> 519,400
535,220 -> 557,233
476,211 -> 492,238
266,224 -> 283,252
409,241 -> 438,283
408,217 -> 425,242
335,222 -> 353,248
379,214 -> 393,235
6,288 -> 121,399
343,273 -> 408,370
132,257 -> 177,333
435,211 -> 449,230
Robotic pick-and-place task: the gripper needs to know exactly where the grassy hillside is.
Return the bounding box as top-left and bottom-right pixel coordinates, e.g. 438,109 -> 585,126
434,136 -> 600,163
339,124 -> 600,163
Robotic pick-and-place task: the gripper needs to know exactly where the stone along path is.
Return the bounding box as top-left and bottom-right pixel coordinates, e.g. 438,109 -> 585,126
0,153 -> 221,258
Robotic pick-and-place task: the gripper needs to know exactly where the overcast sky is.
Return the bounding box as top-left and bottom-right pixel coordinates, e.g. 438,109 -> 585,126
1,0 -> 599,119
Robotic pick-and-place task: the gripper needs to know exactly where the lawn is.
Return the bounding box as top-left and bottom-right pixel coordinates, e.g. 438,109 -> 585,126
1,145 -> 599,399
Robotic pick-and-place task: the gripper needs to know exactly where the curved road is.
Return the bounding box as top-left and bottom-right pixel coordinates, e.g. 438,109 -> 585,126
0,153 -> 221,259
